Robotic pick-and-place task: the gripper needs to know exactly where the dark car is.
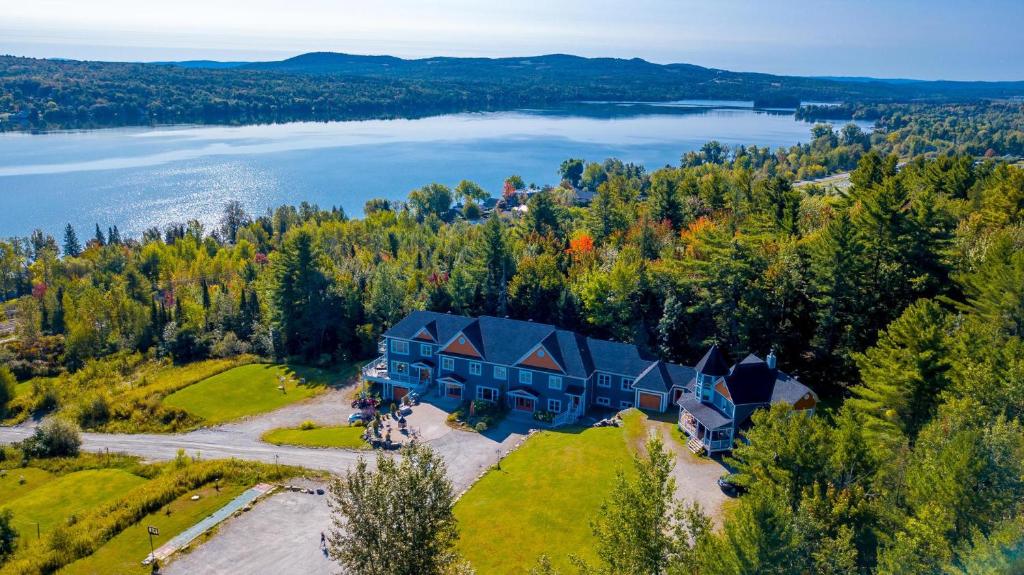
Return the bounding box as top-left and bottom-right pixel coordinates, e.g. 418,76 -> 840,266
717,474 -> 747,497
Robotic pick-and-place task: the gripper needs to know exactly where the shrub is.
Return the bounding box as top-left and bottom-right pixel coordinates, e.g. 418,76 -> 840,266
0,508 -> 16,562
0,367 -> 15,415
474,421 -> 488,432
23,417 -> 82,458
299,420 -> 318,431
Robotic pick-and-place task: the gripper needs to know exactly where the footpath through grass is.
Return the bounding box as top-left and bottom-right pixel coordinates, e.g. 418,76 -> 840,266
455,410 -> 644,575
163,363 -> 354,425
262,424 -> 369,449
59,482 -> 248,575
2,469 -> 149,538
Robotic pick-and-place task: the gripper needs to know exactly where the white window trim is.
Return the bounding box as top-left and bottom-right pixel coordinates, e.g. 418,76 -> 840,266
469,362 -> 482,376
620,378 -> 634,391
519,370 -> 533,385
596,396 -> 611,406
548,399 -> 562,413
548,375 -> 562,390
420,343 -> 433,356
597,373 -> 611,388
619,400 -> 633,409
493,366 -> 507,380
391,361 -> 408,374
390,339 -> 409,355
441,357 -> 455,371
477,386 -> 499,402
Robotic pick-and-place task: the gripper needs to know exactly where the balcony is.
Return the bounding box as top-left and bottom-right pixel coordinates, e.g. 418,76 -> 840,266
362,356 -> 414,384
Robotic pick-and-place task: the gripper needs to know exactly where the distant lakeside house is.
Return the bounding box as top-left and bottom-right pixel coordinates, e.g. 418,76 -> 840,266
363,311 -> 817,452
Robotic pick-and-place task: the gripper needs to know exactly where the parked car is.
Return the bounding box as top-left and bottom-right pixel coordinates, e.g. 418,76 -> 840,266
348,412 -> 367,424
717,474 -> 747,497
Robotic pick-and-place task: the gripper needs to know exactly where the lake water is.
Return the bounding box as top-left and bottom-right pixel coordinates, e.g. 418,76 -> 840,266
0,101 -> 870,239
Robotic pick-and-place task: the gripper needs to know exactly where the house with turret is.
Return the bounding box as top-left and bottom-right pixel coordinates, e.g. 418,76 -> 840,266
363,311 -> 817,447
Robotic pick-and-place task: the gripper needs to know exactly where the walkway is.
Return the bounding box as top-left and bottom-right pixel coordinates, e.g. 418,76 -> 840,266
147,483 -> 276,565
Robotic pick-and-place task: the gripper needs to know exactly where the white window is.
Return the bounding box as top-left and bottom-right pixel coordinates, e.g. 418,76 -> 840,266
441,357 -> 454,371
519,370 -> 533,385
420,343 -> 433,356
596,396 -> 611,406
390,339 -> 409,355
477,386 -> 499,402
619,401 -> 633,409
548,399 -> 562,412
621,378 -> 634,391
597,373 -> 611,388
493,366 -> 507,380
469,362 -> 482,376
548,375 -> 562,390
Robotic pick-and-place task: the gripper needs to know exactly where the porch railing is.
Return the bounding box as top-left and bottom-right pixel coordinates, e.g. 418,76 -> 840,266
361,356 -> 414,384
552,400 -> 586,428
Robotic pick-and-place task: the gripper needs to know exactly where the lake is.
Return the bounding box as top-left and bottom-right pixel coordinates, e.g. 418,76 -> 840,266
0,101 -> 870,239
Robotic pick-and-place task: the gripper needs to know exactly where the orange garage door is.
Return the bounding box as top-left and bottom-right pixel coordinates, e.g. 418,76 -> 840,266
393,386 -> 409,401
638,392 -> 662,411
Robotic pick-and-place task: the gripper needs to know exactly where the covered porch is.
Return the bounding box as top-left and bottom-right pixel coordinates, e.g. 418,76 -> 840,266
437,374 -> 466,400
507,387 -> 540,414
678,397 -> 734,454
362,356 -> 435,400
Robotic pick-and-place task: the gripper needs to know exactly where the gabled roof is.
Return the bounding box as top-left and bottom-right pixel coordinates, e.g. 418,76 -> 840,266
633,361 -> 696,394
722,354 -> 777,405
384,311 -> 475,344
770,372 -> 816,405
695,344 -> 730,377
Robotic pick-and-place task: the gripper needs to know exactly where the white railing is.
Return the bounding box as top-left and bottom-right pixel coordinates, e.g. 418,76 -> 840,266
552,401 -> 586,427
361,356 -> 414,384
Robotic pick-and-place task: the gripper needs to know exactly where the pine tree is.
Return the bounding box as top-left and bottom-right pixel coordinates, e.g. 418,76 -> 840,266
849,299 -> 951,444
108,225 -> 121,245
479,215 -> 513,316
94,224 -> 106,246
62,223 -> 81,257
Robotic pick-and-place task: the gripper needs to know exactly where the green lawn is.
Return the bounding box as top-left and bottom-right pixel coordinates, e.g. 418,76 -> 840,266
0,467 -> 55,505
163,363 -> 350,425
455,411 -> 644,574
261,424 -> 369,449
2,469 -> 148,538
59,482 -> 248,575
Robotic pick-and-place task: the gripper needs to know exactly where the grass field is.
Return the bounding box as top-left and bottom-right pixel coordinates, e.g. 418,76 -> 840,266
163,363 -> 352,425
59,482 -> 248,575
261,424 -> 369,449
0,467 -> 56,505
2,469 -> 148,538
454,411 -> 644,574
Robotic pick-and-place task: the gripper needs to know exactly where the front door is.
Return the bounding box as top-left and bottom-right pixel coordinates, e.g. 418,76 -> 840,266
513,395 -> 535,412
569,394 -> 582,409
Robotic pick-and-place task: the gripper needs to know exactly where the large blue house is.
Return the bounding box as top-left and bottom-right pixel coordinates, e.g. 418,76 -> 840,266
363,311 -> 816,446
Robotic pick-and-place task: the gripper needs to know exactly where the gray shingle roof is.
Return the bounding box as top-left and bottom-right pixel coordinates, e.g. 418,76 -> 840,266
633,361 -> 696,393
770,373 -> 816,405
585,338 -> 655,377
678,393 -> 733,429
695,344 -> 731,376
723,354 -> 777,405
384,311 -> 475,344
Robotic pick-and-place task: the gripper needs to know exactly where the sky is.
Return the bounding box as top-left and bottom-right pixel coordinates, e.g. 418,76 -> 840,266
2,0 -> 1022,81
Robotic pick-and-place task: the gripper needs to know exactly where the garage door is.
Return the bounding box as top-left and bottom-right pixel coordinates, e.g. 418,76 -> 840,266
638,392 -> 662,411
393,386 -> 409,401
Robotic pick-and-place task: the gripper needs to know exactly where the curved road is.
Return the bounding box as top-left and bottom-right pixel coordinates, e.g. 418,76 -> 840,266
0,389 -> 528,491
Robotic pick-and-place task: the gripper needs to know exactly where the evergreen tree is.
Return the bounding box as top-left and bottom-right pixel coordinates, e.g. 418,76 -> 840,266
273,228 -> 337,357
478,215 -> 513,316
0,508 -> 17,563
648,171 -> 684,230
107,225 -> 121,245
849,299 -> 951,444
93,223 -> 106,246
62,223 -> 81,257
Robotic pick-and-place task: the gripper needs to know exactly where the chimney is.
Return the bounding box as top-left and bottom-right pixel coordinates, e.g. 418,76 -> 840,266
766,348 -> 777,370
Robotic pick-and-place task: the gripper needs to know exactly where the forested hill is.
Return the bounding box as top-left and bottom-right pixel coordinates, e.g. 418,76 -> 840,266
241,52 -> 1024,100
2,52 -> 1024,131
